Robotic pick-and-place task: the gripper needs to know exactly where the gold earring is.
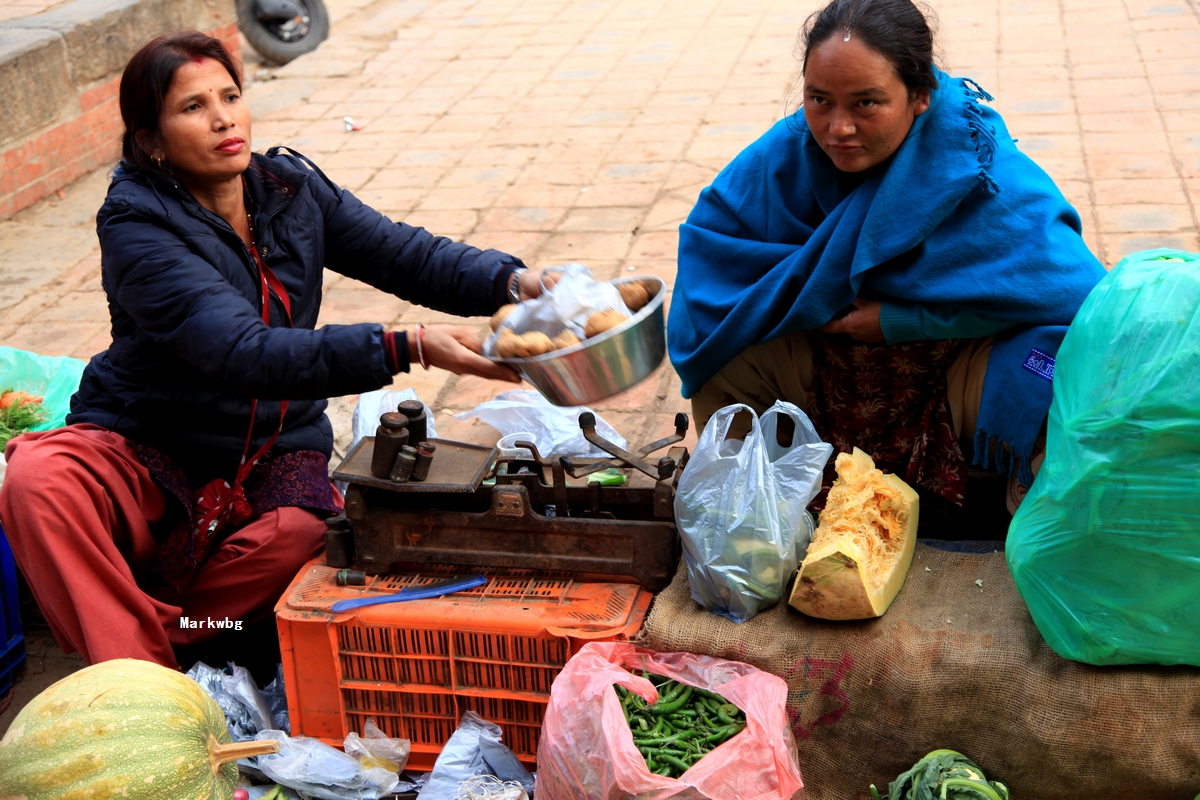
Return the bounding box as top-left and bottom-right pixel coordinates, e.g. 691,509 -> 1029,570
153,156 -> 164,169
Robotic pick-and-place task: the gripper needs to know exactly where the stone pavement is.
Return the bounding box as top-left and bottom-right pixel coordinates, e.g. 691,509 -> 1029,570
0,0 -> 70,24
1,0 -> 1199,726
6,0 -> 1200,461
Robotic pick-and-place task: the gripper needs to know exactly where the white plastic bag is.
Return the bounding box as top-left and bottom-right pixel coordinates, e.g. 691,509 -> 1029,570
252,730 -> 401,799
418,711 -> 534,800
350,388 -> 438,450
187,661 -> 253,738
342,718 -> 410,774
674,402 -> 832,623
451,389 -> 626,458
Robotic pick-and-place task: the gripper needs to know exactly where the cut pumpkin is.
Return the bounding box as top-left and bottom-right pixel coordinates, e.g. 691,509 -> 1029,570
789,448 -> 919,620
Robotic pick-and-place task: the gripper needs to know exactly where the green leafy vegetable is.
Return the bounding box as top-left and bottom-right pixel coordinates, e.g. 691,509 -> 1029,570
0,391 -> 45,450
870,749 -> 1010,800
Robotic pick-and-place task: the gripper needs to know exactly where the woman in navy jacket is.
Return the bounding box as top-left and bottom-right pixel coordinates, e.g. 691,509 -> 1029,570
0,31 -> 539,667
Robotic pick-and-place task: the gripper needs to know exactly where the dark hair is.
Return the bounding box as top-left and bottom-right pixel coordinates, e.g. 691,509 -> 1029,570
119,31 -> 243,171
800,0 -> 939,94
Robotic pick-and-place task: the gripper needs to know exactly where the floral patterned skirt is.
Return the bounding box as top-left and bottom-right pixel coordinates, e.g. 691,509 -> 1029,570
805,332 -> 968,511
130,442 -> 342,577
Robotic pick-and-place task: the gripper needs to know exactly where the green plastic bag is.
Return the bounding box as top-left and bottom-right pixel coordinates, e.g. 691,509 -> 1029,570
0,347 -> 87,432
1007,248 -> 1200,666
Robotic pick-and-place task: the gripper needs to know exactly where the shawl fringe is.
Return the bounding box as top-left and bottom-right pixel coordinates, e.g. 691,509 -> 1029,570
962,79 -> 999,194
972,427 -> 1035,488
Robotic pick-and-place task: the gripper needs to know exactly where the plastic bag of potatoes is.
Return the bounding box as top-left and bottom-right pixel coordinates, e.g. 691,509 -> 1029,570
484,264 -> 657,360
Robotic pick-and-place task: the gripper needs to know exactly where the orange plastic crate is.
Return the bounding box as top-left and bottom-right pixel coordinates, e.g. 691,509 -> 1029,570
275,558 -> 651,769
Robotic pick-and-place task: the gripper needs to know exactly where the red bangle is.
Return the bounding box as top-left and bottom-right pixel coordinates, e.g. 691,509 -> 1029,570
416,323 -> 429,370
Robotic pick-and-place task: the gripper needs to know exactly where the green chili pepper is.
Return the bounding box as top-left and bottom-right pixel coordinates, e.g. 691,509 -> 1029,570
657,753 -> 692,774
648,684 -> 693,715
657,680 -> 686,701
633,728 -> 700,747
621,671 -> 750,780
716,703 -> 740,725
652,747 -> 689,757
702,722 -> 746,746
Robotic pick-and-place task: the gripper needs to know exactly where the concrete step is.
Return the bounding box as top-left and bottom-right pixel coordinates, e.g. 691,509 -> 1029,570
0,0 -> 238,219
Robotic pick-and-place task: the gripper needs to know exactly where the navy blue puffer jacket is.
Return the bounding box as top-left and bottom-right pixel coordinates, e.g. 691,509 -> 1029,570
69,148 -> 522,482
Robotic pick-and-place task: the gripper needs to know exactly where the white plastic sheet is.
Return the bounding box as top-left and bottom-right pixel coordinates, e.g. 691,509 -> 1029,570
252,730 -> 400,800
451,389 -> 625,458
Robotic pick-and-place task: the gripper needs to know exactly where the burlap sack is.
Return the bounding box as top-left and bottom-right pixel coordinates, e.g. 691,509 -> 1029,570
639,544 -> 1200,800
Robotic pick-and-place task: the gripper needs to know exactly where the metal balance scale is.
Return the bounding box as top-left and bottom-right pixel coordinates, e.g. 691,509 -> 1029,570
324,412 -> 691,592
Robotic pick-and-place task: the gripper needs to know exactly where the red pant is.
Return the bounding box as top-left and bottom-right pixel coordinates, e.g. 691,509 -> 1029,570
0,425 -> 325,667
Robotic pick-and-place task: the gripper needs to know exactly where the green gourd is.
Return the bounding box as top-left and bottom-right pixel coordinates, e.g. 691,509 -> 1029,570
0,658 -> 278,799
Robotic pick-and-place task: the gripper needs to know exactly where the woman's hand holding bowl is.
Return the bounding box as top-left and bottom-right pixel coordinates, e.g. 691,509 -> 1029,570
414,325 -> 521,383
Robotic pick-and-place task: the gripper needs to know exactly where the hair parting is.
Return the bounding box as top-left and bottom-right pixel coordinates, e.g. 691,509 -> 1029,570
800,0 -> 939,94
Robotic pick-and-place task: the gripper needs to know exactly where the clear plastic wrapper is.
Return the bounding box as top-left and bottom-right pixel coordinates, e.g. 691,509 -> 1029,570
187,661 -> 262,741
483,264 -> 631,356
674,402 -> 832,622
342,718 -> 411,774
224,662 -> 275,734
535,643 -> 804,800
454,775 -> 529,799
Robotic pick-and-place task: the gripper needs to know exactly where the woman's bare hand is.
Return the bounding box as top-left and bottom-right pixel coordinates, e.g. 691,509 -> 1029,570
416,325 -> 522,382
820,298 -> 884,342
516,269 -> 547,301
507,267 -> 566,302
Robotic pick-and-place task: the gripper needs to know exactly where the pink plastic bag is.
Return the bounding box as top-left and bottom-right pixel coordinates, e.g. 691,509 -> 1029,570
535,642 -> 805,800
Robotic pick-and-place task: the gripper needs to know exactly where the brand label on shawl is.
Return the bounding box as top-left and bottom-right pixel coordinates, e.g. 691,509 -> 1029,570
1022,348 -> 1055,382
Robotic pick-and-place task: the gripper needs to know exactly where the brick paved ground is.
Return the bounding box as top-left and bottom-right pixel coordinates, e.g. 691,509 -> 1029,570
1,0 -> 1199,727
4,0 -> 1199,461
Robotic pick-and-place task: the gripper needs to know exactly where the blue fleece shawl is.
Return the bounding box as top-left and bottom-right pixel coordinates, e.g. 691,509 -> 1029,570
668,73 -> 1105,486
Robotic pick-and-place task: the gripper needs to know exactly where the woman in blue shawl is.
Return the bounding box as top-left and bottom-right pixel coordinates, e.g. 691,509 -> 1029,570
668,0 -> 1104,513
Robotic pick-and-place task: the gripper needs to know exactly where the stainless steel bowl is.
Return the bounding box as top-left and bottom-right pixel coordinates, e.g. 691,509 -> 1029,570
494,275 -> 667,406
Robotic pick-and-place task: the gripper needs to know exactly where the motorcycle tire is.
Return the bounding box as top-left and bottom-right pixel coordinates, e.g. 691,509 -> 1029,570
237,0 -> 330,66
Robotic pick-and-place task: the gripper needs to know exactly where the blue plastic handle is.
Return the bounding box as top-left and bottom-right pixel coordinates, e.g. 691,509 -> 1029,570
330,573 -> 488,612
